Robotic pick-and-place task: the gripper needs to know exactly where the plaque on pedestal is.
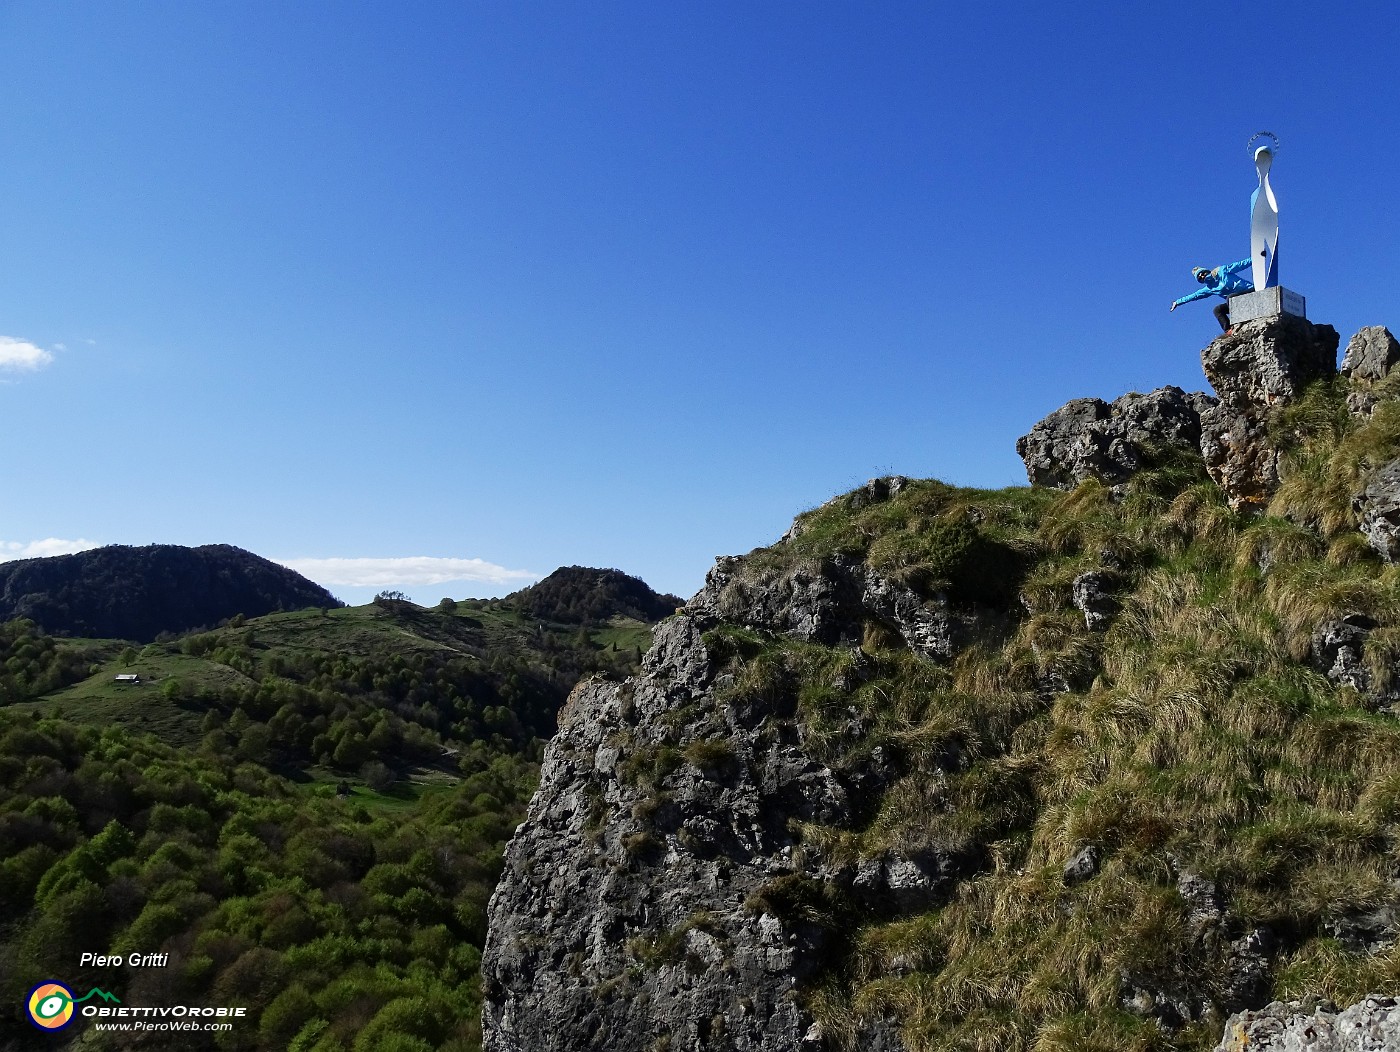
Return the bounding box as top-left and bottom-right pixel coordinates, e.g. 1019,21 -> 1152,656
1229,286 -> 1306,324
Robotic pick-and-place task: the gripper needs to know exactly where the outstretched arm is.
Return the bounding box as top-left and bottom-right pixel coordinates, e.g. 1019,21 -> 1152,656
1220,258 -> 1252,276
1171,287 -> 1213,310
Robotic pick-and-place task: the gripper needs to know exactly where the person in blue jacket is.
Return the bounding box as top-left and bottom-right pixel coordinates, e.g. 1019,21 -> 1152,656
1171,259 -> 1253,332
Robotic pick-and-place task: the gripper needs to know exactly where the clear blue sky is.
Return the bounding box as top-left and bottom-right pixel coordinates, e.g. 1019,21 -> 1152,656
2,2 -> 1397,605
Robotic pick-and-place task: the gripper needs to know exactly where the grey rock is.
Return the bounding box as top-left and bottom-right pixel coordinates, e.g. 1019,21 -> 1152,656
1119,863 -> 1275,1026
883,855 -> 947,912
1015,386 -> 1215,492
1118,970 -> 1201,1029
1311,615 -> 1375,693
642,614 -> 718,699
692,554 -> 965,663
1219,927 -> 1276,1012
1175,867 -> 1223,927
1326,903 -> 1400,954
1198,316 -> 1340,510
848,475 -> 910,510
1354,458 -> 1400,563
1214,996 -> 1400,1051
1201,315 -> 1340,407
832,851 -> 953,914
1348,390 -> 1380,417
482,671 -> 825,1052
1035,671 -> 1073,702
853,560 -> 961,661
1341,326 -> 1400,382
852,858 -> 885,894
860,1020 -> 908,1051
1071,571 -> 1118,631
1199,400 -> 1281,511
1062,844 -> 1100,885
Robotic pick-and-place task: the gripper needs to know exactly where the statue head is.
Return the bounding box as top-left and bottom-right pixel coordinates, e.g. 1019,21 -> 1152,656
1248,132 -> 1279,179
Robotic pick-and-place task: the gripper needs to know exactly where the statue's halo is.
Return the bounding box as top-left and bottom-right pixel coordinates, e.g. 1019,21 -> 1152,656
1247,131 -> 1280,157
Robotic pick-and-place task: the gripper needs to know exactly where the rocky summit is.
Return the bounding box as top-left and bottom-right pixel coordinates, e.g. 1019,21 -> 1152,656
1019,315 -> 1352,511
483,314 -> 1400,1052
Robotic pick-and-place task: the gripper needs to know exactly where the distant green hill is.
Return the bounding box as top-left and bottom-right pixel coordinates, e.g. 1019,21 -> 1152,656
10,589 -> 657,759
506,565 -> 683,624
0,543 -> 342,642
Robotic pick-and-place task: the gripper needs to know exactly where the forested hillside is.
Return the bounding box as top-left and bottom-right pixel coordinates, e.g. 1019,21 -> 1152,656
0,545 -> 342,643
506,566 -> 683,624
0,573 -> 672,1051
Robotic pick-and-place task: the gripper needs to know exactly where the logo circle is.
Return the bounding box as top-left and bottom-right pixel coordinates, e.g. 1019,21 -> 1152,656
26,982 -> 75,1031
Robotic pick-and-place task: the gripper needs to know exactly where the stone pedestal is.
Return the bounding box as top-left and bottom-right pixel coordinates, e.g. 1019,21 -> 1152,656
1229,286 -> 1306,324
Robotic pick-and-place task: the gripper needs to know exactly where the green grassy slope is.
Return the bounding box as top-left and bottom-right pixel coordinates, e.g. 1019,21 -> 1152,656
711,381 -> 1400,1050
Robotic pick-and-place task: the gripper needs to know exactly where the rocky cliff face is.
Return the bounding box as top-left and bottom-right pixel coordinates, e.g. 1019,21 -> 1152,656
1197,315 -> 1339,509
482,555 -> 941,1051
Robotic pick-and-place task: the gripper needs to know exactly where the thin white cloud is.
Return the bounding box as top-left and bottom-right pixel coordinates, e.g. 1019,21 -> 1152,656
0,538 -> 102,561
277,556 -> 539,589
0,336 -> 54,372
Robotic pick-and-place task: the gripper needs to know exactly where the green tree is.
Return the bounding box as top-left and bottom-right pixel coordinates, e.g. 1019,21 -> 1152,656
360,761 -> 394,792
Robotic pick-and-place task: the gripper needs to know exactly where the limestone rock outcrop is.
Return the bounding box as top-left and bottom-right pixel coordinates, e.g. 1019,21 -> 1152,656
1071,571 -> 1119,631
1015,386 -> 1215,491
1197,315 -> 1339,510
481,630 -> 826,1052
482,307 -> 1400,1052
481,551 -> 954,1052
1214,996 -> 1400,1052
1342,327 -> 1400,416
1200,315 -> 1339,407
690,553 -> 967,662
1016,316 -> 1347,511
1341,326 -> 1400,382
1355,458 -> 1400,563
1118,864 -> 1274,1028
1311,615 -> 1374,693
1197,400 -> 1282,511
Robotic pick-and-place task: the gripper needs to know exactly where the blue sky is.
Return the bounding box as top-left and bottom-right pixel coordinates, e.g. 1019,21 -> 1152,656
2,2 -> 1397,605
